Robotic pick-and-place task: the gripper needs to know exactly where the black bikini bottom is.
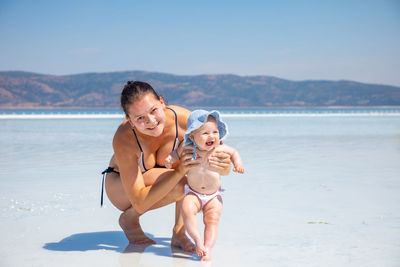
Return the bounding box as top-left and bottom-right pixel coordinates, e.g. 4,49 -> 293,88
100,167 -> 120,207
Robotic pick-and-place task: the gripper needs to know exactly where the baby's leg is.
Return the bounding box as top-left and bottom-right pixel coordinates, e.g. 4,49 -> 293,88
181,194 -> 205,256
202,195 -> 223,261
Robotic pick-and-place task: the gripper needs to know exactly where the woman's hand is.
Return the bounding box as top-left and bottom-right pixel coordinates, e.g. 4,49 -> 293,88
208,150 -> 231,175
175,146 -> 201,175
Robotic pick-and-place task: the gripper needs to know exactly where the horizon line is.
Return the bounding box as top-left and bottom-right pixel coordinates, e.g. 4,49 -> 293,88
1,109 -> 400,120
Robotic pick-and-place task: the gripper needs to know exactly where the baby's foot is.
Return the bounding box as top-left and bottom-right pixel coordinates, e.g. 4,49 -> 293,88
201,254 -> 212,261
201,248 -> 211,261
195,241 -> 207,257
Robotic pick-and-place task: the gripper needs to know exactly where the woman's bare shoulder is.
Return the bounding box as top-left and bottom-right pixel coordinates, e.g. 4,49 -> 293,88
169,105 -> 190,127
169,105 -> 190,115
112,119 -> 140,170
113,119 -> 133,149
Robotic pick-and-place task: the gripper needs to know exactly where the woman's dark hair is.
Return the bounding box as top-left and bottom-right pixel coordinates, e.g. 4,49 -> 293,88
120,81 -> 160,116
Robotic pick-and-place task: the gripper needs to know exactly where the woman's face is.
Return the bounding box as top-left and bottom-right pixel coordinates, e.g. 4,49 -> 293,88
127,93 -> 166,137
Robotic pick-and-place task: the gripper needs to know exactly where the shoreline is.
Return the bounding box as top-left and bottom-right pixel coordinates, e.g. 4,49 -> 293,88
1,107 -> 400,119
1,105 -> 400,110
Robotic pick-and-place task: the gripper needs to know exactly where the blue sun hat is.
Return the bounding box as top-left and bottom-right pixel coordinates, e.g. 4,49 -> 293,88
183,110 -> 228,159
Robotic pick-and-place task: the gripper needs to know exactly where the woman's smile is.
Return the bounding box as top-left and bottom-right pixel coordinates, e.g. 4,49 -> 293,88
147,121 -> 160,130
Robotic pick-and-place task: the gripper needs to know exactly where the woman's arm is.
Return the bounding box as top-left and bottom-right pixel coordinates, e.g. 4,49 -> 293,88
113,123 -> 199,214
216,144 -> 245,174
208,150 -> 232,176
165,142 -> 185,169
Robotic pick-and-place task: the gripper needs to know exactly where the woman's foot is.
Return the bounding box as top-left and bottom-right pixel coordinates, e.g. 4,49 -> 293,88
171,227 -> 195,253
119,207 -> 155,245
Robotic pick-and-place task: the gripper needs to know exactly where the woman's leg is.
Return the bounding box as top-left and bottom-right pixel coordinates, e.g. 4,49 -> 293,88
105,155 -> 186,211
105,164 -> 193,250
171,198 -> 196,252
105,171 -> 155,244
142,168 -> 195,251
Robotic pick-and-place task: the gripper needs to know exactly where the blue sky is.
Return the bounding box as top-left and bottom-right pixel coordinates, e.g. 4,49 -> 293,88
0,0 -> 399,86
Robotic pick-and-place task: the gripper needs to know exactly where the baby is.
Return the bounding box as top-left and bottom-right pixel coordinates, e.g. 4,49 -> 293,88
165,109 -> 244,261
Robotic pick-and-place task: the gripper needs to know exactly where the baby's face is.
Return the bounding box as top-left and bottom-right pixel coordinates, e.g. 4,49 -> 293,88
191,119 -> 220,151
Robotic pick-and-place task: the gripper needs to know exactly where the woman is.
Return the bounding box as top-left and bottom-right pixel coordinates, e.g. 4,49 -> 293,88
104,81 -> 231,252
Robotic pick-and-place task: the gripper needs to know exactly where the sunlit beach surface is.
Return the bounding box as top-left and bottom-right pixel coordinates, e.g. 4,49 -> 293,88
1,109 -> 399,266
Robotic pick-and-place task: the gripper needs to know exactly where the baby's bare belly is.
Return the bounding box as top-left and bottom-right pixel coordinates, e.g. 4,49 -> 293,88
187,167 -> 220,195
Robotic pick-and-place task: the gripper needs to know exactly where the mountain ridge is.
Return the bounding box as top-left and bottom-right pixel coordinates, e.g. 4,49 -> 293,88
1,70 -> 399,109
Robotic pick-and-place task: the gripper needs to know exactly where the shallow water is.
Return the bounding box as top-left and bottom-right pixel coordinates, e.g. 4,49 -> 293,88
1,111 -> 400,266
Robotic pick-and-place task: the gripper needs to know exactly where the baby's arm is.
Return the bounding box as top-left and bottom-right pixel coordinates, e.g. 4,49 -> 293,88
165,143 -> 183,169
215,144 -> 245,174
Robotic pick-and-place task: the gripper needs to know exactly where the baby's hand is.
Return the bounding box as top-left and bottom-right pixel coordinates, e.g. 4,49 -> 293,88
233,165 -> 245,174
165,155 -> 174,169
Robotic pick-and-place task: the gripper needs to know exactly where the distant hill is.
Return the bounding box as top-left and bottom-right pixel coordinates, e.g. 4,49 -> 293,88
1,70 -> 399,109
